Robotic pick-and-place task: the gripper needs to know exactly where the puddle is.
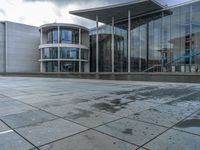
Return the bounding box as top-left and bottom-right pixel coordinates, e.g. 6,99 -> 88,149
67,108 -> 94,119
122,128 -> 133,135
175,119 -> 200,128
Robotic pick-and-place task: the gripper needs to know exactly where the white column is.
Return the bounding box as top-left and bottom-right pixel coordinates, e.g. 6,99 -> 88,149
4,22 -> 7,73
58,26 -> 60,72
40,28 -> 43,44
112,17 -> 115,73
79,28 -> 82,73
96,15 -> 99,73
128,10 -> 131,73
40,49 -> 43,72
40,28 -> 43,72
139,27 -> 142,72
189,4 -> 193,72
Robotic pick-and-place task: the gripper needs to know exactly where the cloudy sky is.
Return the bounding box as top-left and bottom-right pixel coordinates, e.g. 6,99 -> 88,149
0,0 -> 192,28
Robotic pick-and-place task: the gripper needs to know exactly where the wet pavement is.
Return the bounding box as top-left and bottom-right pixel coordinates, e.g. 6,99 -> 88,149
0,77 -> 199,150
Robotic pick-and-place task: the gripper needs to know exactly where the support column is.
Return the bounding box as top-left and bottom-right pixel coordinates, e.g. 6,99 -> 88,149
40,28 -> 43,44
58,26 -> 60,72
189,4 -> 193,72
40,49 -> 43,72
139,27 -> 142,72
79,28 -> 82,73
4,22 -> 7,73
161,11 -> 164,72
128,10 -> 131,72
112,17 -> 115,73
96,15 -> 99,73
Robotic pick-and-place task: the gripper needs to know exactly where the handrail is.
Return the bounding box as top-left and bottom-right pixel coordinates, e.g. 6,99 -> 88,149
143,51 -> 200,72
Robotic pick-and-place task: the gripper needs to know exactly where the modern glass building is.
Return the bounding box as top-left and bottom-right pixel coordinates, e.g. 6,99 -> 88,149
39,23 -> 90,72
70,0 -> 200,73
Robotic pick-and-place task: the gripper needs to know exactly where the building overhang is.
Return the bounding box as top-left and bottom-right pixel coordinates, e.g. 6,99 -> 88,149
70,0 -> 165,24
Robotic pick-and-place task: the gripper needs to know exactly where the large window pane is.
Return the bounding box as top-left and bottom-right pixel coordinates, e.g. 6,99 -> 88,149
60,48 -> 79,59
42,47 -> 58,59
60,28 -> 79,44
60,61 -> 79,72
47,29 -> 58,44
43,61 -> 58,72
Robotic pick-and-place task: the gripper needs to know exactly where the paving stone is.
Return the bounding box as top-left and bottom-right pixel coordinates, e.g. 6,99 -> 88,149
174,110 -> 200,135
0,100 -> 36,117
153,104 -> 196,118
144,129 -> 200,150
128,108 -> 184,127
0,131 -> 34,150
95,118 -> 167,146
64,107 -> 121,128
39,130 -> 138,150
16,118 -> 88,146
0,121 -> 10,132
1,110 -> 57,129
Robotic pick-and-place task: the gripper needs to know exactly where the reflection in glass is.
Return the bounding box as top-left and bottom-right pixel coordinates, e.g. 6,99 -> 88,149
60,48 -> 79,59
44,61 -> 58,72
60,61 -> 79,72
60,29 -> 79,44
47,29 -> 58,44
42,48 -> 58,59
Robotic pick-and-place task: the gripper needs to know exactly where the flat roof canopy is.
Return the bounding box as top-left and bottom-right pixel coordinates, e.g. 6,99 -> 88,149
70,0 -> 165,24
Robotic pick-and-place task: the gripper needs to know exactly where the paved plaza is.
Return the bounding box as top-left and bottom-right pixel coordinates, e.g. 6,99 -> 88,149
0,76 -> 199,150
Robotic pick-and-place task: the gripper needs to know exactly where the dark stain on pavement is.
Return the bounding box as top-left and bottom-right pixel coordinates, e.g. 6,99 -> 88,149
175,119 -> 200,128
66,108 -> 94,119
122,128 -> 133,135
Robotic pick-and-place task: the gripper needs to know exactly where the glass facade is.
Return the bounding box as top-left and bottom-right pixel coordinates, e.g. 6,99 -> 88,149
47,29 -> 58,44
40,25 -> 89,73
90,25 -> 127,72
60,61 -> 79,72
60,28 -> 79,44
90,1 -> 200,73
60,48 -> 79,59
42,47 -> 58,59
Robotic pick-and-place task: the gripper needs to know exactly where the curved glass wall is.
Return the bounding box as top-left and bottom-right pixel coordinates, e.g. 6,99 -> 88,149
44,61 -> 58,72
60,48 -> 79,59
47,29 -> 58,44
60,28 -> 79,44
42,47 -> 58,59
90,25 -> 127,72
60,61 -> 79,72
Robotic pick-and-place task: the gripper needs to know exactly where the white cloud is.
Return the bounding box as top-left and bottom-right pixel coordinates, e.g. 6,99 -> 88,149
0,0 -> 97,27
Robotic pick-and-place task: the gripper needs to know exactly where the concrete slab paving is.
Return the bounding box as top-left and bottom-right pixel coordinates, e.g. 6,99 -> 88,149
128,108 -> 184,128
0,120 -> 10,132
144,129 -> 200,150
152,104 -> 196,118
95,118 -> 167,146
0,100 -> 36,117
16,118 -> 88,146
0,130 -> 34,150
64,107 -> 121,128
39,130 -> 138,150
1,110 -> 57,129
174,110 -> 200,136
0,77 -> 200,150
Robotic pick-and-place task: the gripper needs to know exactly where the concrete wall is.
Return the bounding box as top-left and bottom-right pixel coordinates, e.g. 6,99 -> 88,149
0,23 -> 5,72
6,22 -> 40,72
